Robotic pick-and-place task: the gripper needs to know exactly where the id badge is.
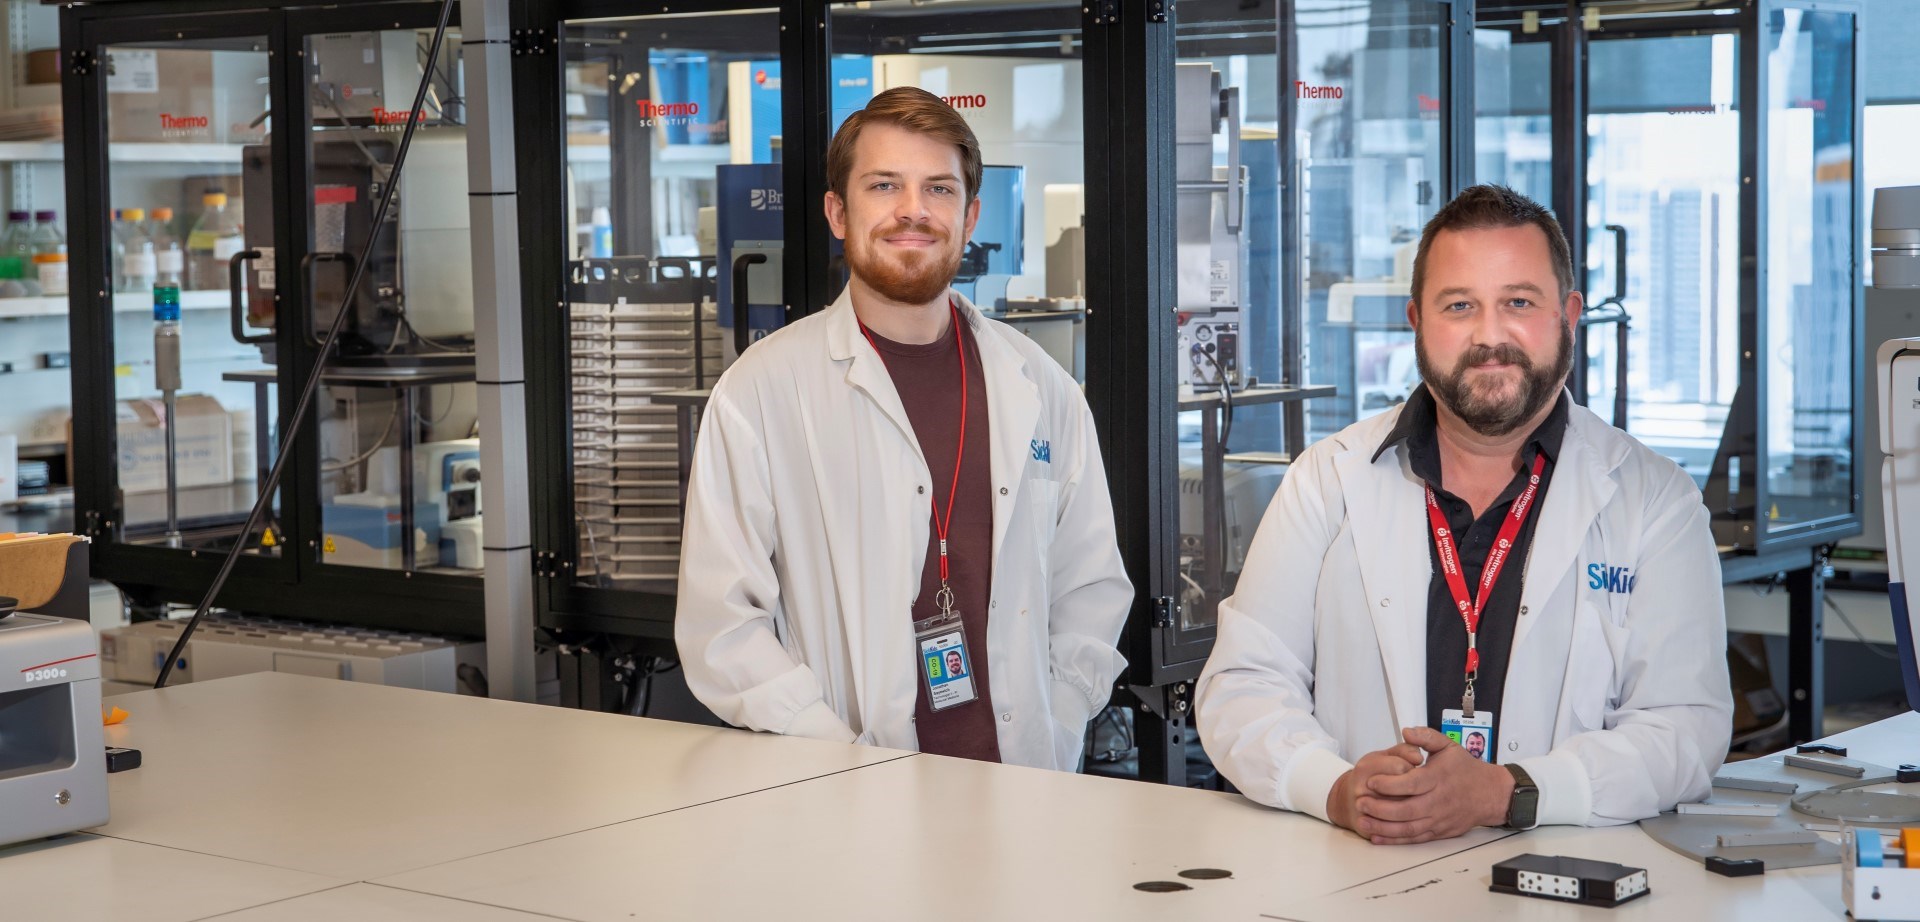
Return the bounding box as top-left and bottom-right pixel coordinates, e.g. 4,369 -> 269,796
1441,708 -> 1496,763
915,612 -> 977,711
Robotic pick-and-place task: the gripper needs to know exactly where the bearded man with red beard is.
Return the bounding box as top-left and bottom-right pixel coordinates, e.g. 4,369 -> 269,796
675,87 -> 1131,772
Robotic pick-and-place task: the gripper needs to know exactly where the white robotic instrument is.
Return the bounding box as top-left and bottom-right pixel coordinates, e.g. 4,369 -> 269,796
1871,185 -> 1920,716
1855,185 -> 1920,919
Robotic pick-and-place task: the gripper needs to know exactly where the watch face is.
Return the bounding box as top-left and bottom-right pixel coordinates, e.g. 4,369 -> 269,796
1505,765 -> 1539,828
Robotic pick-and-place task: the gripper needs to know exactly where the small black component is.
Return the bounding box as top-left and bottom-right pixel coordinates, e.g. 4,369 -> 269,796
1490,854 -> 1650,908
1133,881 -> 1191,893
105,747 -> 142,773
446,487 -> 478,520
39,352 -> 69,369
1178,868 -> 1233,880
1899,764 -> 1920,784
1705,856 -> 1765,877
1796,743 -> 1848,757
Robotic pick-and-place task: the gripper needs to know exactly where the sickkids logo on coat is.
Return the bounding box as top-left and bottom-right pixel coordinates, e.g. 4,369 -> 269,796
1588,563 -> 1637,594
1030,439 -> 1051,463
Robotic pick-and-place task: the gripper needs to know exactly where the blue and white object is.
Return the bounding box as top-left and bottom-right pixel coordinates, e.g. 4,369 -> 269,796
1870,186 -> 1920,715
1842,827 -> 1920,920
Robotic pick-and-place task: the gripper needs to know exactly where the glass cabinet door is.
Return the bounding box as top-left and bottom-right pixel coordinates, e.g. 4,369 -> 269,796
1585,31 -> 1742,478
1292,0 -> 1449,444
298,26 -> 483,576
559,10 -> 781,595
93,31 -> 282,558
1762,3 -> 1858,537
1165,0 -> 1449,640
1472,25 -> 1553,209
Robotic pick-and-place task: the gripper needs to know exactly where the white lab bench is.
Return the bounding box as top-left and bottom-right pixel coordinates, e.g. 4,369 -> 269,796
1277,712 -> 1920,922
3,673 -> 1912,921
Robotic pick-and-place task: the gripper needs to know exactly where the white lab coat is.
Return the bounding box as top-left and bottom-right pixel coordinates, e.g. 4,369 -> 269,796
1197,398 -> 1732,827
675,288 -> 1133,771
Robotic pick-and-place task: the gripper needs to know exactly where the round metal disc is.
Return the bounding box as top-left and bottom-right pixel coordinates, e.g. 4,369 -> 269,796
1791,790 -> 1920,825
1178,868 -> 1233,880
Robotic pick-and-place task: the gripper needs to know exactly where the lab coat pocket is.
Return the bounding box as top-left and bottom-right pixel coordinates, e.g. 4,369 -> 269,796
1025,477 -> 1063,549
1567,600 -> 1625,731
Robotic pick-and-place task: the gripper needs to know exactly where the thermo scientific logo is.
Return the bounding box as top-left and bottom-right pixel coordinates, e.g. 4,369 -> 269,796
371,107 -> 427,131
941,94 -> 987,110
160,112 -> 209,137
636,99 -> 701,126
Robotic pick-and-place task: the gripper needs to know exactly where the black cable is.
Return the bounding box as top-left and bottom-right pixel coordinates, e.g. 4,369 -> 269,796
400,310 -> 474,354
1824,595 -> 1901,661
1202,347 -> 1234,451
156,0 -> 458,688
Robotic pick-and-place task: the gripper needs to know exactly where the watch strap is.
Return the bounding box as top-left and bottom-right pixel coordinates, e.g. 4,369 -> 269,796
1504,763 -> 1540,830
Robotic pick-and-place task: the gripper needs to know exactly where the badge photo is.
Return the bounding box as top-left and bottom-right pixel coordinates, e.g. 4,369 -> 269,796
1441,707 -> 1496,763
919,628 -> 977,711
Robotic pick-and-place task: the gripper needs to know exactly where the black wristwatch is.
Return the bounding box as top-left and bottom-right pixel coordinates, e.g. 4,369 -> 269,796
1504,763 -> 1540,830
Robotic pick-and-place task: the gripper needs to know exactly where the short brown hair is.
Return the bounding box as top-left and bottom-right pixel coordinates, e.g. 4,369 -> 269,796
1410,184 -> 1575,307
826,87 -> 983,204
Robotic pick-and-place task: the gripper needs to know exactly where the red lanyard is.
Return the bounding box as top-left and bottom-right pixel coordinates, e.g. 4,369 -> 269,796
1425,451 -> 1547,708
859,299 -> 969,590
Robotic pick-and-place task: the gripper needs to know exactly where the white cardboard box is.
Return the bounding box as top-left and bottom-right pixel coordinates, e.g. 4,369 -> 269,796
111,395 -> 234,494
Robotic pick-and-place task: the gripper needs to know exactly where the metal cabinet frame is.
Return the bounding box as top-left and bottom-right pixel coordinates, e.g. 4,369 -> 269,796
61,0 -> 486,636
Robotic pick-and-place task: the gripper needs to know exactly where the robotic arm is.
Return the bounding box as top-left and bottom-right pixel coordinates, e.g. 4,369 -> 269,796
1872,185 -> 1920,714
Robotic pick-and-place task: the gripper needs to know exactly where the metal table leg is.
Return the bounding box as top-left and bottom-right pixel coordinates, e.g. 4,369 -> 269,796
400,387 -> 417,572
252,380 -> 271,487
1786,562 -> 1826,742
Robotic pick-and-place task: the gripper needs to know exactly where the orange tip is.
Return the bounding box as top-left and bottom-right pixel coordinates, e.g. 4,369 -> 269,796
103,706 -> 129,726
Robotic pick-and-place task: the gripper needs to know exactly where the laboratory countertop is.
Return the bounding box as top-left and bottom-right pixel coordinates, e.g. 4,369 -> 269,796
2,673 -> 1913,922
0,501 -> 72,535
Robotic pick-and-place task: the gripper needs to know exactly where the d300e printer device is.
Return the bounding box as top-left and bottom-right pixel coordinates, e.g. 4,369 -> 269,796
0,600 -> 108,849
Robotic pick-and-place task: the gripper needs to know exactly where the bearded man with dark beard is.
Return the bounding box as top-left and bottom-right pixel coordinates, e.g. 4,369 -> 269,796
1197,185 -> 1732,844
675,87 -> 1132,773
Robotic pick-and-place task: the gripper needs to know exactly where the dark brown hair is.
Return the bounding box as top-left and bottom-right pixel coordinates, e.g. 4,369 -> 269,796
826,87 -> 984,203
1410,184 -> 1575,307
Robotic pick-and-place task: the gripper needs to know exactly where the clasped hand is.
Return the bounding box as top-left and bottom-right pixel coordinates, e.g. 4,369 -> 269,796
1324,727 -> 1515,845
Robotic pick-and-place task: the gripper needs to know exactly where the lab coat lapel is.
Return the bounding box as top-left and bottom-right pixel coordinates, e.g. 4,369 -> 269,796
1511,414 -> 1617,658
824,289 -> 928,747
1333,430 -> 1431,733
826,291 -> 929,475
957,294 -> 1041,566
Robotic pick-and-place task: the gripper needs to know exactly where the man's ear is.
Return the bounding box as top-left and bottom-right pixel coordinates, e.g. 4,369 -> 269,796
824,190 -> 848,240
1562,288 -> 1584,330
1405,297 -> 1420,331
962,194 -> 981,242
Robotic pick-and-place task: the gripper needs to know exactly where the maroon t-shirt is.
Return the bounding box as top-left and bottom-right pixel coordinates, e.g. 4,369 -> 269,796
866,315 -> 1001,764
